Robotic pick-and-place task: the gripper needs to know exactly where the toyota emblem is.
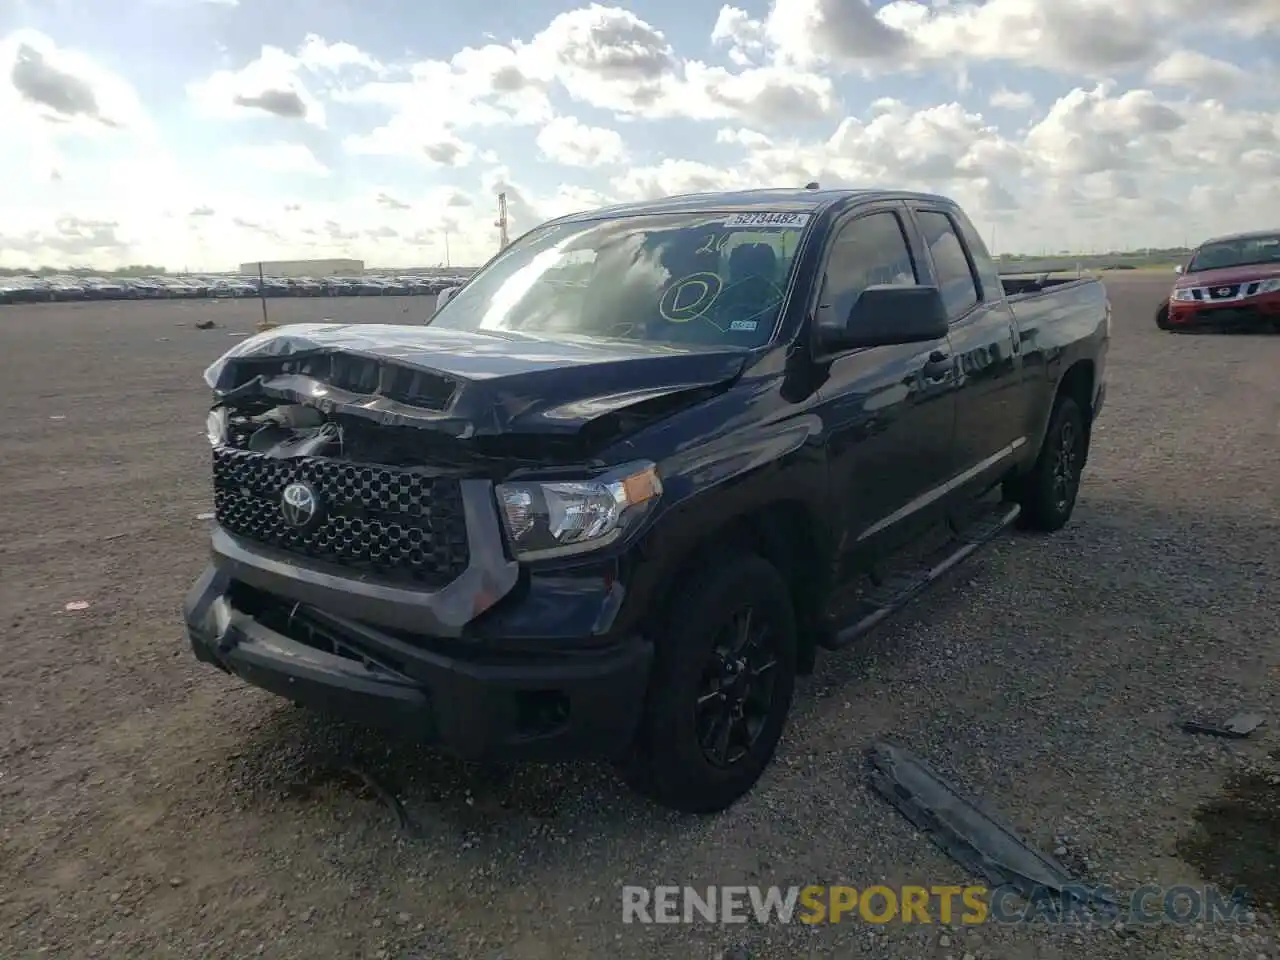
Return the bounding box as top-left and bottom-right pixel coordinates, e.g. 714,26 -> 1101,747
280,481 -> 322,529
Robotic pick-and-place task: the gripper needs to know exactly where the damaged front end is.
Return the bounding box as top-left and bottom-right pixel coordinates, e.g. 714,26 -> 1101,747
203,322 -> 746,456
184,322 -> 729,755
195,323 -> 740,634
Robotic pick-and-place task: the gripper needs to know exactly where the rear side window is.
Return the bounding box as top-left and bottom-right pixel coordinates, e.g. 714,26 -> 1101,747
818,211 -> 918,329
949,209 -> 1004,301
916,211 -> 979,319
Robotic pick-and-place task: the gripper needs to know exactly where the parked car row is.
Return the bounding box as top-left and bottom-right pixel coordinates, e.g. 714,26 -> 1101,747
0,272 -> 473,305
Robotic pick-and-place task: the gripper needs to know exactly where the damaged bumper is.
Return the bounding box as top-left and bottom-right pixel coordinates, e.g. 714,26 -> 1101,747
184,558 -> 652,760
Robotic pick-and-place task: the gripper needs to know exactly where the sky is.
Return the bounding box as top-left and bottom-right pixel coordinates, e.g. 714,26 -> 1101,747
1,0 -> 1278,271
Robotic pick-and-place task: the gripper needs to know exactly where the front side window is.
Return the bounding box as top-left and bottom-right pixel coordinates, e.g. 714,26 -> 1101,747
428,211 -> 810,349
818,211 -> 918,329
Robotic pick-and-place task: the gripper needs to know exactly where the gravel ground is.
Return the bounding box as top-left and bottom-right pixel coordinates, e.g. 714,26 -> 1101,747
1,281 -> 1277,960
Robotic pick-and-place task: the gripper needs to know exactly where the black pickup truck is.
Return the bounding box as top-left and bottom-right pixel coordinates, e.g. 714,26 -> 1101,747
185,188 -> 1110,813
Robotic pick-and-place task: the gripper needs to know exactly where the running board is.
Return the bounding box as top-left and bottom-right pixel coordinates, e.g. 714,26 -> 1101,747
820,502 -> 1021,651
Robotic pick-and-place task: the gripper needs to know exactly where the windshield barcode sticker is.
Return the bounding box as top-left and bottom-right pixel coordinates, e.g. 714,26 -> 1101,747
724,212 -> 811,228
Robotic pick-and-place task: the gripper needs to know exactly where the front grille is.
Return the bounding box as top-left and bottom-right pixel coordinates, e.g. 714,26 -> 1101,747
213,448 -> 469,586
1207,284 -> 1240,299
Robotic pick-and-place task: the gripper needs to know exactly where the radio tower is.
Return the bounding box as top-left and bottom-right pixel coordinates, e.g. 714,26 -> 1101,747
495,192 -> 509,249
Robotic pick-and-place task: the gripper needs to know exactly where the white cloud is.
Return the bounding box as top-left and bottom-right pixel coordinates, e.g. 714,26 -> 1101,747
511,5 -> 840,126
2,5 -> 1278,270
716,127 -> 773,147
1148,49 -> 1246,98
185,33 -> 388,128
536,116 -> 627,166
188,45 -> 326,125
990,87 -> 1034,110
680,61 -> 840,125
332,44 -> 555,166
0,28 -> 158,216
220,143 -> 330,176
295,35 -> 384,74
725,0 -> 1280,77
330,5 -> 837,134
0,29 -> 150,132
345,125 -> 477,167
609,83 -> 1280,250
711,6 -> 769,66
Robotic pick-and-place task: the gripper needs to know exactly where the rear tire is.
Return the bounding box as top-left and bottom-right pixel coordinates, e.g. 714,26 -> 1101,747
1006,394 -> 1087,533
619,553 -> 797,814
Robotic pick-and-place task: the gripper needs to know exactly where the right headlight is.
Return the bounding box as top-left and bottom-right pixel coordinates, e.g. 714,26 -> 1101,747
495,461 -> 663,561
1171,288 -> 1195,302
205,407 -> 229,447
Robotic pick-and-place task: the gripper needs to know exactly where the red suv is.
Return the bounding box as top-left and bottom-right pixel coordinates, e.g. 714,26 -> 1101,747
1163,230 -> 1280,331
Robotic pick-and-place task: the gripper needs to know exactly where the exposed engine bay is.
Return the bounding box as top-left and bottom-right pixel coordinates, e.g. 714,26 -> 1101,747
216,397 -> 678,477
204,326 -> 748,471
217,402 -> 520,474
230,404 -> 338,458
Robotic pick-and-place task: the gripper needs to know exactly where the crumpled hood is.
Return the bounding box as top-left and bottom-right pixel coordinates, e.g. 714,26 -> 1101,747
1175,262 -> 1280,288
204,322 -> 748,438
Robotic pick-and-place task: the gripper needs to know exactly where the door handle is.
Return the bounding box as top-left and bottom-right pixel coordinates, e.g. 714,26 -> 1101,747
922,351 -> 952,380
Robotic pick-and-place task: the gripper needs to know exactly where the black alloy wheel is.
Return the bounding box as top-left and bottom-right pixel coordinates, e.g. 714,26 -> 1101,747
1009,393 -> 1087,532
696,605 -> 780,768
619,553 -> 797,814
1050,417 -> 1082,515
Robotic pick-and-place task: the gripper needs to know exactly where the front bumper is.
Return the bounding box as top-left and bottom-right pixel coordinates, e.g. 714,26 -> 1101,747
185,563 -> 652,760
1168,292 -> 1280,329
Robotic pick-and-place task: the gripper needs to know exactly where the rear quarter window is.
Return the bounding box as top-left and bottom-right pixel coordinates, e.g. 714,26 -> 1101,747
915,211 -> 979,318
949,209 -> 1004,301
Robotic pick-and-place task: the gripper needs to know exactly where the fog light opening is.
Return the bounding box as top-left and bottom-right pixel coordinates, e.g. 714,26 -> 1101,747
514,690 -> 570,739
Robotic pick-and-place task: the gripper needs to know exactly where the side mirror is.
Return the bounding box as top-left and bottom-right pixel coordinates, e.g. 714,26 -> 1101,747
1174,264 -> 1184,274
435,286 -> 460,310
819,285 -> 949,352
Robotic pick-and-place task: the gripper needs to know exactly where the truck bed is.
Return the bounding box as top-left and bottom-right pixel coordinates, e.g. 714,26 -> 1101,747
1000,273 -> 1091,298
998,268 -> 1100,299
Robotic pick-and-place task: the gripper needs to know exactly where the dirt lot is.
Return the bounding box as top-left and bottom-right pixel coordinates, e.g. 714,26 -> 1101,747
1,281 -> 1277,959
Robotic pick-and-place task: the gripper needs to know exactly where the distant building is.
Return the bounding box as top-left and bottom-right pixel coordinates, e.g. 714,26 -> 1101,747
239,258 -> 364,277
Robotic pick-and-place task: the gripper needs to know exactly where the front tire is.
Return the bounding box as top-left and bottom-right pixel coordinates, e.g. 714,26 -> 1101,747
1008,394 -> 1088,532
620,553 -> 797,814
1156,301 -> 1171,330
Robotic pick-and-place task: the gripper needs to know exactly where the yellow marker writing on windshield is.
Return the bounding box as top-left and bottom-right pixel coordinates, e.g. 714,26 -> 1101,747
659,272 -> 723,323
696,233 -> 730,256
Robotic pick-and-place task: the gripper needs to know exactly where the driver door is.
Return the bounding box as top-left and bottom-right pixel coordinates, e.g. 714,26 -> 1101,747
814,203 -> 959,576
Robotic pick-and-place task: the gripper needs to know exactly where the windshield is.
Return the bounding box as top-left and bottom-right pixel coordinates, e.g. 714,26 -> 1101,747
427,211 -> 809,349
1187,234 -> 1280,273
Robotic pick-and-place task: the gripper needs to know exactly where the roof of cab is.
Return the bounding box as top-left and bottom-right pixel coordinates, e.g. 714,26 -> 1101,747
544,187 -> 954,226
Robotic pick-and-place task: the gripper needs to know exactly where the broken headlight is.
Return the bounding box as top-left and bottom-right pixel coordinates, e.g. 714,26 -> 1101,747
206,407 -> 229,447
495,462 -> 663,561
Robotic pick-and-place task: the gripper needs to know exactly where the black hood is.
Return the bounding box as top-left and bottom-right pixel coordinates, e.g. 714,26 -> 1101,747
205,323 -> 748,438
